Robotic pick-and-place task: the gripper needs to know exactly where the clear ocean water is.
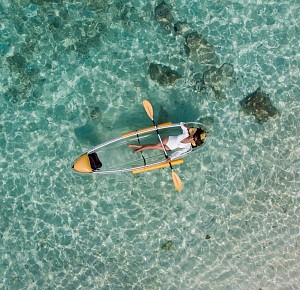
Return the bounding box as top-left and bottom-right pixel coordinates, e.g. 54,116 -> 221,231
1,0 -> 299,289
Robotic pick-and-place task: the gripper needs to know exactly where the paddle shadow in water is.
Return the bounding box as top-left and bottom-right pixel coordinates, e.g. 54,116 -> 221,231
74,122 -> 102,146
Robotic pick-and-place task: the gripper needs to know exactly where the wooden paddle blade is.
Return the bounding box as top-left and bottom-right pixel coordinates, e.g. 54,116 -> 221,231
172,170 -> 183,191
143,100 -> 154,120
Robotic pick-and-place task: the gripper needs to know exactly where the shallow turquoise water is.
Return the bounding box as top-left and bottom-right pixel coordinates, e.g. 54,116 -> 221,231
1,0 -> 299,289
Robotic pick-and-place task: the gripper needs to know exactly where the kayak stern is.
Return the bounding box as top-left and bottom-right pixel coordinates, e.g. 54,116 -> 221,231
73,154 -> 92,173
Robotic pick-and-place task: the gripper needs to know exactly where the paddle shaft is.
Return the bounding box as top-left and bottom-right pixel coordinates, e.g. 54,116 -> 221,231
151,120 -> 174,170
142,99 -> 182,191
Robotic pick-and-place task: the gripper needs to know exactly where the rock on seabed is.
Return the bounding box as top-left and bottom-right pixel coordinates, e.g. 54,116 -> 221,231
185,32 -> 219,64
194,63 -> 235,99
155,2 -> 174,25
240,88 -> 279,123
149,63 -> 181,86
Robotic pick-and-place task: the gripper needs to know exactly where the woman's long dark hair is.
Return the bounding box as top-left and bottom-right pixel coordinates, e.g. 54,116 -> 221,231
192,128 -> 206,148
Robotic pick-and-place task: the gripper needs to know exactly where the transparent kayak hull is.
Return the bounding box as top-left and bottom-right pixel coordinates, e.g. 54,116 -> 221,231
72,122 -> 204,174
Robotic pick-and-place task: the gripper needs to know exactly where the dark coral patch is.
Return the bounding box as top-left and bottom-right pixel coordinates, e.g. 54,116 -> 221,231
149,63 -> 181,86
155,2 -> 174,25
240,88 -> 279,123
185,32 -> 219,64
161,240 -> 173,251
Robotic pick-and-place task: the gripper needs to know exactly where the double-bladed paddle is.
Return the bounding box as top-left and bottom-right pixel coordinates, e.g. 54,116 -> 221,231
143,100 -> 183,191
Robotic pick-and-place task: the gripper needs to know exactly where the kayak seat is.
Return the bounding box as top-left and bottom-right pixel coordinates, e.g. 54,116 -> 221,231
88,152 -> 102,171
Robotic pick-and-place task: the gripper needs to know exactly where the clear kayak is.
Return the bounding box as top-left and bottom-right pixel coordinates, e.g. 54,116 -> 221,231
72,122 -> 204,174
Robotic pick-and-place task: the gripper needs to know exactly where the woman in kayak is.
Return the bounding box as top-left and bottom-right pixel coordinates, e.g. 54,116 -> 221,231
128,122 -> 206,160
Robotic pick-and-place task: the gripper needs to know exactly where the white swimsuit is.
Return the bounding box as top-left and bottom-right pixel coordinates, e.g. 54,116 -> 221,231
166,122 -> 192,160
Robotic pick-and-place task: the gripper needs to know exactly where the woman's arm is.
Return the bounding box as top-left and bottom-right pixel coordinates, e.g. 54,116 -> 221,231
180,122 -> 189,133
183,123 -> 190,129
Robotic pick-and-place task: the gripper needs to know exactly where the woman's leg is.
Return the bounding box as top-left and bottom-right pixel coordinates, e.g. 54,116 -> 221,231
132,137 -> 170,153
127,144 -> 142,149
